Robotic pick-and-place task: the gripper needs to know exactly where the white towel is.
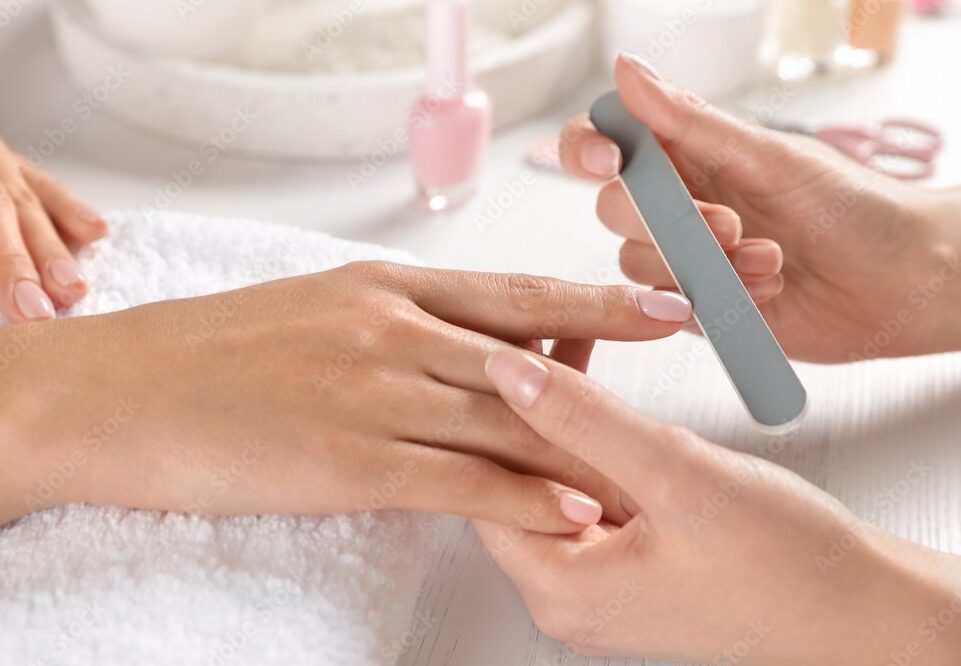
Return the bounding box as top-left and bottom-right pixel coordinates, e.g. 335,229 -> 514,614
0,211 -> 441,666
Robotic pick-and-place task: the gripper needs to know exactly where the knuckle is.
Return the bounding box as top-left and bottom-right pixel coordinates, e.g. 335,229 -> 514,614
502,273 -> 554,313
545,387 -> 594,444
0,253 -> 37,280
450,457 -> 491,500
5,181 -> 39,209
504,409 -> 551,455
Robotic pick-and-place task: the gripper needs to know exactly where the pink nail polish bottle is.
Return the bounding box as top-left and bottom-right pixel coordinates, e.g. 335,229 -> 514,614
409,0 -> 492,212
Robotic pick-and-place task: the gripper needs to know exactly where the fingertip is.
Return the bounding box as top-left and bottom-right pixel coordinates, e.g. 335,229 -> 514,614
9,279 -> 56,323
745,274 -> 785,304
634,289 -> 692,324
559,491 -> 603,527
699,203 -> 743,248
558,114 -> 622,182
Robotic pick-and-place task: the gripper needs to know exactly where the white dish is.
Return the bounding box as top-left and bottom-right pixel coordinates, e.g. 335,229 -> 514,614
51,0 -> 595,160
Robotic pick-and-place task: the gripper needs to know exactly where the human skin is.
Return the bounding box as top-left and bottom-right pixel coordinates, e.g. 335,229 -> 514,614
560,53 -> 961,363
0,261 -> 693,529
0,138 -> 107,323
478,348 -> 961,665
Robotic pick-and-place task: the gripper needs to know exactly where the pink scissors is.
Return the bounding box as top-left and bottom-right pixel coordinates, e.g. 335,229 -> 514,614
766,118 -> 944,181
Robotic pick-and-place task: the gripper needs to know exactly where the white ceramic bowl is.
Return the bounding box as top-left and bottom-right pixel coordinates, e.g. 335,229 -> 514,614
51,0 -> 595,160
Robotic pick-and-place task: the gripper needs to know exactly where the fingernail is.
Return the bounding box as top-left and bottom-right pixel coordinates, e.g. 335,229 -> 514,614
618,52 -> 663,80
746,278 -> 784,302
581,141 -> 621,178
559,492 -> 603,526
705,210 -> 742,247
48,257 -> 85,289
13,280 -> 55,321
635,290 -> 692,323
76,206 -> 105,226
485,350 -> 549,409
733,243 -> 783,276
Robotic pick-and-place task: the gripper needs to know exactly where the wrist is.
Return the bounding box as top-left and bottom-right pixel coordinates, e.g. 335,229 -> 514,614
909,189 -> 961,355
0,323 -> 56,523
857,528 -> 961,666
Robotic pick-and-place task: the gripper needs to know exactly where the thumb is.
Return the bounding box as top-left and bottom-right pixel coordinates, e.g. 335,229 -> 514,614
613,52 -> 759,188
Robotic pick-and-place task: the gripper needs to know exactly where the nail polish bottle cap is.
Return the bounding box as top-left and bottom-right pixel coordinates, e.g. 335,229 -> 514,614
427,0 -> 470,98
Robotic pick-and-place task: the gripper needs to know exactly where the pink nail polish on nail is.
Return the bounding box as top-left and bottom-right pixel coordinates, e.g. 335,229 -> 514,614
48,257 -> 85,289
635,290 -> 692,323
559,493 -> 603,526
485,350 -> 549,409
409,0 -> 492,213
13,280 -> 55,321
618,52 -> 663,80
581,141 -> 621,177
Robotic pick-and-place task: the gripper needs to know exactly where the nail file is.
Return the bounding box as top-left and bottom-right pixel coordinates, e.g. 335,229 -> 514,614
590,91 -> 807,430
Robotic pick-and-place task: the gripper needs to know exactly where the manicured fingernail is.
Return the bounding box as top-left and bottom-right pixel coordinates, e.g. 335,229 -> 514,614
635,290 -> 692,323
559,492 -> 603,526
13,280 -> 55,321
618,52 -> 663,80
48,257 -> 85,289
76,206 -> 105,226
733,243 -> 783,276
485,350 -> 549,409
581,141 -> 621,178
746,278 -> 784,302
705,210 -> 742,247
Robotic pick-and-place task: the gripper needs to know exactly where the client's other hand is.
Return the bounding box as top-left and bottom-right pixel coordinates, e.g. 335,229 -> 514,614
6,261 -> 691,531
0,138 -> 107,323
560,53 -> 961,362
477,349 -> 961,664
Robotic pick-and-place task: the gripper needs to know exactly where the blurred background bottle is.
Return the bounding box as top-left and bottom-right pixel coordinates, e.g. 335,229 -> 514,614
848,0 -> 910,64
772,0 -> 851,79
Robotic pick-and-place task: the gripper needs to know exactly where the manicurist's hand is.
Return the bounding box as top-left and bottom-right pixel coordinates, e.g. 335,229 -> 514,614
1,261 -> 692,530
0,138 -> 107,323
561,53 -> 961,362
477,349 -> 961,664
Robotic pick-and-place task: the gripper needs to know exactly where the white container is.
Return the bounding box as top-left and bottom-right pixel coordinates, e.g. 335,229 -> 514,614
52,0 -> 595,160
600,0 -> 768,100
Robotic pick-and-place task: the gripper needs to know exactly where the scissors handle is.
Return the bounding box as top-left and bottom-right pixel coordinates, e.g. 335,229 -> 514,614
817,124 -> 937,181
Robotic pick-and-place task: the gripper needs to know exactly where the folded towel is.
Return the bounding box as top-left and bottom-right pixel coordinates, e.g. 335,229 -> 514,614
0,210 -> 440,666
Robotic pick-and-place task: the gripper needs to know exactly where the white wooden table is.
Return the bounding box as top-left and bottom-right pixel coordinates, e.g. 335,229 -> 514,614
2,6 -> 960,665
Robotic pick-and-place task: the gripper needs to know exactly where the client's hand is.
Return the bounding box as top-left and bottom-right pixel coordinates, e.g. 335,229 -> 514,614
477,349 -> 961,664
2,262 -> 691,530
561,53 -> 961,362
0,138 -> 107,323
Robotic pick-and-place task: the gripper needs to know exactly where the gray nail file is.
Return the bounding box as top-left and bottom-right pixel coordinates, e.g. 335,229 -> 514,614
590,91 -> 807,430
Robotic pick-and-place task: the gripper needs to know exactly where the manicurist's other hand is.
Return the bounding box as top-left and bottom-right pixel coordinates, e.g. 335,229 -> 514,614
477,349 -> 961,664
0,138 -> 107,323
1,262 -> 691,530
561,53 -> 961,362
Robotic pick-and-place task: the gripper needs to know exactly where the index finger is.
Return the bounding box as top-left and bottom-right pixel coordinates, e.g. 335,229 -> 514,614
484,348 -> 673,492
400,266 -> 692,343
559,113 -> 623,181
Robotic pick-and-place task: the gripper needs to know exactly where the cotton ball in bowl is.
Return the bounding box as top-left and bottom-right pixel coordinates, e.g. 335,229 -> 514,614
84,0 -> 267,61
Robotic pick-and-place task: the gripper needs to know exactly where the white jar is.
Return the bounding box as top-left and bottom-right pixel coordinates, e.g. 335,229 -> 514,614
599,0 -> 768,100
774,0 -> 850,60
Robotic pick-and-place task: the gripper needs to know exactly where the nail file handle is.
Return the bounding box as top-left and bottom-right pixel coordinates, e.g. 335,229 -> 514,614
590,91 -> 807,430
